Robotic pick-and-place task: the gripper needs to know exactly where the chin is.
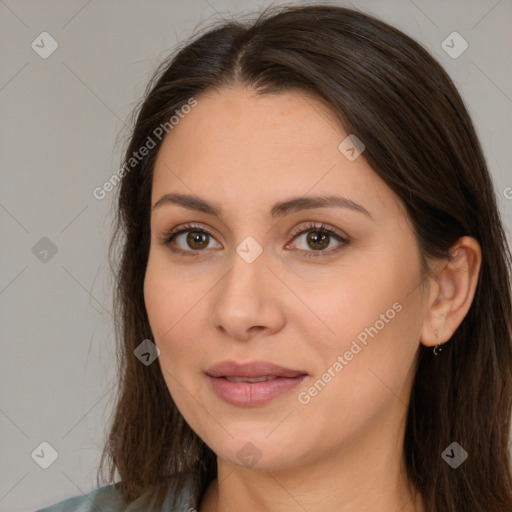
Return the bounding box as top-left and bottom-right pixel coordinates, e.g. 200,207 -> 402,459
207,429 -> 309,471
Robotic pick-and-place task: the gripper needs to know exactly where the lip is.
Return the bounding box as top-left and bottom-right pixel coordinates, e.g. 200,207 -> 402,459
206,360 -> 307,378
206,361 -> 308,406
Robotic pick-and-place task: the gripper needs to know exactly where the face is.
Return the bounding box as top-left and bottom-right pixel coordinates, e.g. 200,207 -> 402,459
144,85 -> 429,472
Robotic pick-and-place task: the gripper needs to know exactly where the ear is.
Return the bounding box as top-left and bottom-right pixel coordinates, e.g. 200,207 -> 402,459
420,236 -> 482,347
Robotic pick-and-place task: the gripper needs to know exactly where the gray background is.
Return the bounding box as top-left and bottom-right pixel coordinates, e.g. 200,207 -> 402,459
1,0 -> 511,510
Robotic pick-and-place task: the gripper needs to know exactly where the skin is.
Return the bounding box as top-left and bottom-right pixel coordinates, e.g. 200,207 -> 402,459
143,85 -> 482,512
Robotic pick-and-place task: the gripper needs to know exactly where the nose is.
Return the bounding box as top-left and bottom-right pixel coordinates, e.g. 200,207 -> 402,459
209,247 -> 286,341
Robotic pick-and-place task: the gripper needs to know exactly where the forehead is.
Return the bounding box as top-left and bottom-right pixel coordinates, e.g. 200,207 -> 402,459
151,86 -> 403,219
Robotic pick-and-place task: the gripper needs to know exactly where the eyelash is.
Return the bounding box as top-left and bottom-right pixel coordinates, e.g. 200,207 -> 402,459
158,222 -> 349,258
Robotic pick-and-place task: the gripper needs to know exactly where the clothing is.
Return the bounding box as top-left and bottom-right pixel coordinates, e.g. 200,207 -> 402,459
35,473 -> 197,512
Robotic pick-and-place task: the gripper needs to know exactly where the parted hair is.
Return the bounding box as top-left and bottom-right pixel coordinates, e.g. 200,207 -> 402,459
99,4 -> 512,510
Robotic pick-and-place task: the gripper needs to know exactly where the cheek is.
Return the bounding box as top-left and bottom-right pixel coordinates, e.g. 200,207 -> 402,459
143,255 -> 201,339
143,265 -> 208,425
143,260 -> 209,378
293,308 -> 421,455
300,261 -> 399,355
144,263 -> 185,375
144,265 -> 174,339
298,255 -> 422,406
315,243 -> 422,346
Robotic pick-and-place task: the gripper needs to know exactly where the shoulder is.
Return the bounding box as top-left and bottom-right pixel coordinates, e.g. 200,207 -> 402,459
35,485 -> 125,512
34,473 -> 198,512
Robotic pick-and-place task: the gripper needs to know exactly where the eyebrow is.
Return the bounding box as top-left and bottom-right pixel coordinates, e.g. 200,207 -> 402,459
152,192 -> 372,220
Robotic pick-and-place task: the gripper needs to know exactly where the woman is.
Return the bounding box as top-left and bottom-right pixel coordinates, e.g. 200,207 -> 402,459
37,3 -> 512,511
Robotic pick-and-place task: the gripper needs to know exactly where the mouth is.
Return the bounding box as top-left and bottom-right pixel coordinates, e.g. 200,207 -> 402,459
206,361 -> 308,406
223,376 -> 279,383
206,360 -> 307,378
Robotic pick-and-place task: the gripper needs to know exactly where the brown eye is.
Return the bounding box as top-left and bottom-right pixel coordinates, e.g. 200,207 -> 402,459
289,222 -> 348,258
186,231 -> 209,250
306,231 -> 330,250
162,224 -> 222,254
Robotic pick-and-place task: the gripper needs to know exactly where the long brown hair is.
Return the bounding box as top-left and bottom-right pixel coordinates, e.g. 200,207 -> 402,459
99,4 -> 512,510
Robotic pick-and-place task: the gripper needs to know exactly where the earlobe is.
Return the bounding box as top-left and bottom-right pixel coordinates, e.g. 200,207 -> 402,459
420,236 -> 482,349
